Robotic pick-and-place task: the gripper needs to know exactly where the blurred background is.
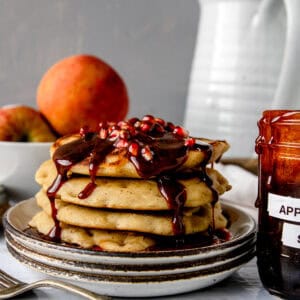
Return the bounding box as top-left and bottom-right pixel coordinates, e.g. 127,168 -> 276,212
0,0 -> 199,125
1,0 -> 300,160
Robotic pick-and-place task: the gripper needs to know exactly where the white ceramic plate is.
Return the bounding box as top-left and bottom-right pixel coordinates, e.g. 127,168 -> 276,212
4,198 -> 256,264
3,198 -> 256,297
6,240 -> 255,298
5,231 -> 255,276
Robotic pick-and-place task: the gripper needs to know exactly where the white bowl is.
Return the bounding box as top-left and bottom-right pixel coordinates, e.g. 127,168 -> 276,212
0,141 -> 52,201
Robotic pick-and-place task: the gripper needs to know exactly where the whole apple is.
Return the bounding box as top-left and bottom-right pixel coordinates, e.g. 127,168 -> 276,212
0,105 -> 56,142
37,54 -> 129,136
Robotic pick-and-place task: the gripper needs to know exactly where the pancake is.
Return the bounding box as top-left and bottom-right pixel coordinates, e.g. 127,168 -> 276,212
29,116 -> 232,252
29,211 -> 155,252
35,160 -> 231,210
35,190 -> 228,236
50,134 -> 229,179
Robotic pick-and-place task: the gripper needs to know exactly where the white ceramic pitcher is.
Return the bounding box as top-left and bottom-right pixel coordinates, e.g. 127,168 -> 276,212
184,0 -> 300,158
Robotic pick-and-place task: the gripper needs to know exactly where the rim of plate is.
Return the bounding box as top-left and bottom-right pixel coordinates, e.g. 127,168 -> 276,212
6,242 -> 255,298
5,230 -> 256,274
3,198 -> 257,258
6,241 -> 255,283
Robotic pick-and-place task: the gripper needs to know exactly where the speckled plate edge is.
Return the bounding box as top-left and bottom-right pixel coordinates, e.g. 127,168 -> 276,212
3,198 -> 257,265
6,241 -> 255,298
5,230 -> 256,276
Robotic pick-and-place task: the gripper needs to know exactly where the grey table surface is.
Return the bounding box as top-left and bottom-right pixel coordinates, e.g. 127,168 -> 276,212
0,231 -> 275,300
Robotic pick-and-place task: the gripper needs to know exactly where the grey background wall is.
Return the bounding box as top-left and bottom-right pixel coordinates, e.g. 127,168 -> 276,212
0,0 -> 199,124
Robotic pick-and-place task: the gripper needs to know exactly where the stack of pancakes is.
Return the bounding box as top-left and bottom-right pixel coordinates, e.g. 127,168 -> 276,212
29,116 -> 231,252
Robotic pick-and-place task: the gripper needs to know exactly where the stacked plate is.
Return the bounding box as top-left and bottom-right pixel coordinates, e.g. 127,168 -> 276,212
3,198 -> 256,298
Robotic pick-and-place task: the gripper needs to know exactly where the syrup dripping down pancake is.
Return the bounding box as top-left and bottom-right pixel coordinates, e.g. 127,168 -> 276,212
35,160 -> 231,210
34,190 -> 227,236
50,134 -> 229,179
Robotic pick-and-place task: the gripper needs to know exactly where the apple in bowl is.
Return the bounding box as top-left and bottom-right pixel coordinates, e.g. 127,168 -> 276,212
0,105 -> 57,142
0,105 -> 56,201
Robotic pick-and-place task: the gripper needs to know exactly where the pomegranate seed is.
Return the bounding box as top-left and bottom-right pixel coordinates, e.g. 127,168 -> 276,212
165,122 -> 175,132
128,126 -> 137,137
128,142 -> 139,156
155,118 -> 166,127
128,117 -> 139,125
152,123 -> 164,134
185,137 -> 195,147
141,146 -> 153,161
134,121 -> 141,128
140,121 -> 152,133
142,115 -> 155,122
119,129 -> 130,140
114,139 -> 129,148
117,121 -> 130,130
108,129 -> 120,141
108,124 -> 120,134
173,126 -> 188,138
99,128 -> 108,139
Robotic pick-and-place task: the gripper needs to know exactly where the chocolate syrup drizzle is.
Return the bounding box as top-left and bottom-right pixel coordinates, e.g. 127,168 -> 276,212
46,116 -> 218,242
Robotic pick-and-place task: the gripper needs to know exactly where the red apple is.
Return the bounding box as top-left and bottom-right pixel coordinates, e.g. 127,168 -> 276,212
0,105 -> 57,142
37,54 -> 129,136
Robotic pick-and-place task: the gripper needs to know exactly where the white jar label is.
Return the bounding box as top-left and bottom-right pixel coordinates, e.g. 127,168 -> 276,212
268,193 -> 300,223
282,223 -> 300,249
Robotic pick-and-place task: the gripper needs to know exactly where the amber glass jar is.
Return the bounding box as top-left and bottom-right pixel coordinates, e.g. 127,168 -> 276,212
256,110 -> 300,299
